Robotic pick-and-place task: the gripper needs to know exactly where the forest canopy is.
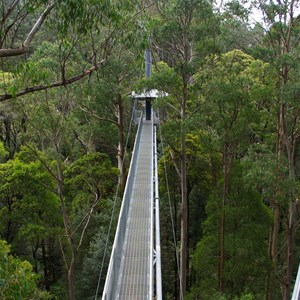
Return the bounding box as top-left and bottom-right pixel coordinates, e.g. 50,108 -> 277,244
0,0 -> 299,300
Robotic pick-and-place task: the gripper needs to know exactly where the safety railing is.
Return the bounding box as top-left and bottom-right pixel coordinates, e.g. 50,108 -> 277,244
292,261 -> 300,300
154,122 -> 162,300
102,112 -> 144,300
149,112 -> 154,300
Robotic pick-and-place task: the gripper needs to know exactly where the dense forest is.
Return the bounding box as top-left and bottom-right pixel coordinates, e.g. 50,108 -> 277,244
0,0 -> 299,299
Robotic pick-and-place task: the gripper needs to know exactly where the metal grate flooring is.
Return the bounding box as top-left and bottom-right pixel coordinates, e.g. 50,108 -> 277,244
115,120 -> 153,300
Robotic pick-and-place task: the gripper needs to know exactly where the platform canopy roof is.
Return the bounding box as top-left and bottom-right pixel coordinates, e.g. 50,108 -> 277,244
132,89 -> 168,100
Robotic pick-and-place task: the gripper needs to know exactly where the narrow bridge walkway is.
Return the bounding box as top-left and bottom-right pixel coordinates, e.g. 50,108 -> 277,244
115,120 -> 153,299
102,116 -> 157,300
102,48 -> 163,300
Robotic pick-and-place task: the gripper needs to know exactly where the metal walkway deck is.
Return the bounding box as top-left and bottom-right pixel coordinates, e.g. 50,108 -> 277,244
116,120 -> 153,299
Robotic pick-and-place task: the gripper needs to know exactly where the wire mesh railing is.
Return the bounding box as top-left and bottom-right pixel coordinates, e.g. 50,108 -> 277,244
102,112 -> 144,300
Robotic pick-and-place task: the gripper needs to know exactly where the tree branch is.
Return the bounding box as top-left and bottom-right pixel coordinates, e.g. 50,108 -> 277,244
59,236 -> 69,270
78,104 -> 119,126
0,59 -> 107,101
76,192 -> 100,252
1,0 -> 20,26
169,147 -> 181,178
0,3 -> 55,58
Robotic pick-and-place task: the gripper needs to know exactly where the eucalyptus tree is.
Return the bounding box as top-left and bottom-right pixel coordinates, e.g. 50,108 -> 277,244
17,85 -> 118,299
0,0 -> 54,58
0,0 -> 151,193
0,0 -> 148,101
0,239 -> 51,299
8,95 -> 119,298
150,0 -> 220,296
156,126 -> 213,298
191,49 -> 273,296
0,2 -> 155,298
0,147 -> 62,291
77,41 -> 145,193
0,0 -> 114,157
190,162 -> 272,300
10,38 -> 119,296
249,1 -> 300,298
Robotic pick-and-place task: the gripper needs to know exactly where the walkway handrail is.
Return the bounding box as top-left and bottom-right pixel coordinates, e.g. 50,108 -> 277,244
154,123 -> 162,299
102,112 -> 144,300
292,261 -> 300,300
149,112 -> 154,300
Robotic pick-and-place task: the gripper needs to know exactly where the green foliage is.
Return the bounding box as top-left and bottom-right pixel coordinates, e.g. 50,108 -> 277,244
1,1 -> 300,299
186,49 -> 275,299
16,40 -> 85,88
141,61 -> 182,101
0,147 -> 61,256
152,0 -> 220,76
0,142 -> 8,162
235,293 -> 255,300
0,240 -> 51,299
195,49 -> 272,154
0,71 -> 14,94
244,144 -> 294,208
191,162 -> 272,299
225,0 -> 250,20
64,152 -> 119,211
76,226 -> 112,299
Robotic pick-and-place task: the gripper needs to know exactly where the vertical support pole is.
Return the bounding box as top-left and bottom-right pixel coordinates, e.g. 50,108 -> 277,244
146,100 -> 151,120
145,49 -> 152,120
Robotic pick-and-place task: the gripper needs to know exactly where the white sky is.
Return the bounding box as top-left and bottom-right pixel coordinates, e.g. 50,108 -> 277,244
215,0 -> 300,28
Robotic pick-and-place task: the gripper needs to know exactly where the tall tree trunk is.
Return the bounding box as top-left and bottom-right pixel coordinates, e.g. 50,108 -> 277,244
271,205 -> 280,260
265,203 -> 280,300
174,186 -> 179,300
5,217 -> 13,243
180,81 -> 188,298
266,115 -> 284,299
219,148 -> 228,292
283,145 -> 297,300
49,239 -> 56,284
283,204 -> 296,300
68,253 -> 77,300
56,155 -> 76,300
32,242 -> 39,274
265,234 -> 272,300
278,100 -> 297,300
4,116 -> 12,157
116,93 -> 126,193
42,239 -> 50,291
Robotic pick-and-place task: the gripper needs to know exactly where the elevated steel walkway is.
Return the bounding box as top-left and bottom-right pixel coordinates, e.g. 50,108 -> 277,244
102,112 -> 161,300
115,119 -> 153,299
